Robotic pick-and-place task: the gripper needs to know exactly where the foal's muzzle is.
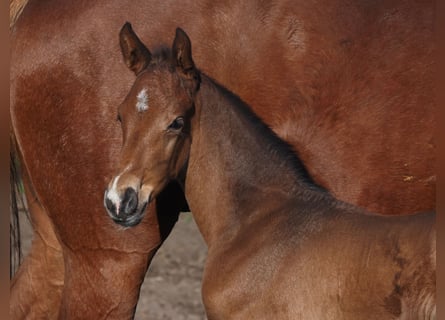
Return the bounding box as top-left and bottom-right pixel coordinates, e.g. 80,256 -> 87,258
104,187 -> 148,227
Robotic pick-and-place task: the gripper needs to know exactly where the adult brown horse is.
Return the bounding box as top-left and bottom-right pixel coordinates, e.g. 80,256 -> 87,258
10,0 -> 434,318
105,25 -> 436,319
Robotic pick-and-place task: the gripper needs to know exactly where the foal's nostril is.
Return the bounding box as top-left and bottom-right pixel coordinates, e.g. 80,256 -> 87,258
122,187 -> 138,216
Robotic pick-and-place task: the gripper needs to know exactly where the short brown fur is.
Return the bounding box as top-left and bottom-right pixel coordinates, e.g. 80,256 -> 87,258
11,0 -> 434,318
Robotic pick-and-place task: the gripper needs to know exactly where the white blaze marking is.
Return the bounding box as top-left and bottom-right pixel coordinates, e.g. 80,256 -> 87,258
106,166 -> 132,215
107,174 -> 122,214
136,88 -> 149,112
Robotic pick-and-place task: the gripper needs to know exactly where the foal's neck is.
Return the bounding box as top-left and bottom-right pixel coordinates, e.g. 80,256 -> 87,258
184,76 -> 322,246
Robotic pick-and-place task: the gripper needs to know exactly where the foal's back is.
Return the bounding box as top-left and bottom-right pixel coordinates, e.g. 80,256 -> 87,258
203,196 -> 435,319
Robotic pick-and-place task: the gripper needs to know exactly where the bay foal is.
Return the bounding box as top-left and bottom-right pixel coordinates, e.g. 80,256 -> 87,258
105,25 -> 436,319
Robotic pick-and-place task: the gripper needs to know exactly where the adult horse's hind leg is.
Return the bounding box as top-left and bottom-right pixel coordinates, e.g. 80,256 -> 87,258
10,168 -> 64,319
10,173 -> 182,319
56,183 -> 183,319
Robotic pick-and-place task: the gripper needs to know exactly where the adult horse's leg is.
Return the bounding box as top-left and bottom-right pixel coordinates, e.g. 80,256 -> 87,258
10,163 -> 181,319
10,131 -> 182,319
9,139 -> 181,319
58,237 -> 154,318
10,160 -> 64,319
56,193 -> 180,318
57,186 -> 181,318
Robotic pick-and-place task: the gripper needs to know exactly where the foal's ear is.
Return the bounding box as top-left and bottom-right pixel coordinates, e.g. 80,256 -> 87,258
119,22 -> 152,76
172,28 -> 196,74
172,28 -> 200,95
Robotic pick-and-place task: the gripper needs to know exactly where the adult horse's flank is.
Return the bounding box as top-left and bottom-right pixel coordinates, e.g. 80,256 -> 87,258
11,0 -> 434,318
106,25 -> 436,319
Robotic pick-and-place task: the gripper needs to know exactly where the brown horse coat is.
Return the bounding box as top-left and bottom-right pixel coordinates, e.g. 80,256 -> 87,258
11,0 -> 434,318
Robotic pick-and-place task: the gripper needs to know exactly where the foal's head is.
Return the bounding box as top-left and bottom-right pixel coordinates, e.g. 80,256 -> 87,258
104,23 -> 200,227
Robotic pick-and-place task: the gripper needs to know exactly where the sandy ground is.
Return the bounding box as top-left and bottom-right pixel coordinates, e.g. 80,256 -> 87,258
19,211 -> 208,319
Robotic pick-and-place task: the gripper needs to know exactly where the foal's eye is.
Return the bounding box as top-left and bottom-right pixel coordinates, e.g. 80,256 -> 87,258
116,113 -> 122,123
167,117 -> 184,131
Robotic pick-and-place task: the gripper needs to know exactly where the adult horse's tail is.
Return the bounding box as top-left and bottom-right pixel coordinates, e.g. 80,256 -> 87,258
10,132 -> 26,278
10,0 -> 30,278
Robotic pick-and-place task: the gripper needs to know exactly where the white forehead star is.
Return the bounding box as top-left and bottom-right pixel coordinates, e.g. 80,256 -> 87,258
136,88 -> 149,112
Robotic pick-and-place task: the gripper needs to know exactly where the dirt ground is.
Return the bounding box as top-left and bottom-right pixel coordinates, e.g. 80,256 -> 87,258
134,213 -> 207,319
20,212 -> 208,319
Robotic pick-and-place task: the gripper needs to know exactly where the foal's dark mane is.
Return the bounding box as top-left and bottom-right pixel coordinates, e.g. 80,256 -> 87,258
207,77 -> 326,192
